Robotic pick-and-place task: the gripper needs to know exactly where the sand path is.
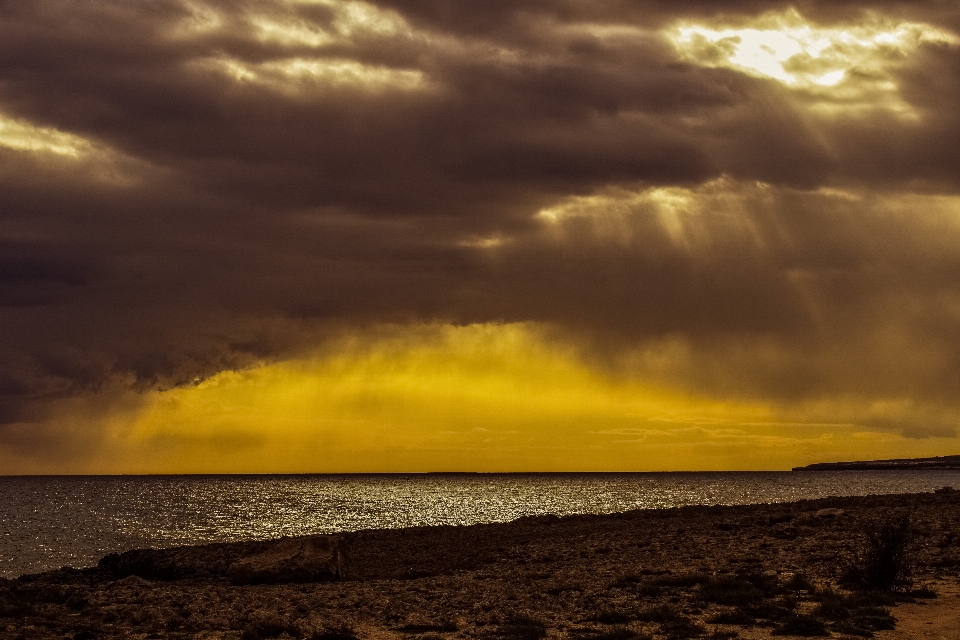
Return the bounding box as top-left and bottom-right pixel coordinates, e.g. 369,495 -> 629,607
876,581 -> 960,640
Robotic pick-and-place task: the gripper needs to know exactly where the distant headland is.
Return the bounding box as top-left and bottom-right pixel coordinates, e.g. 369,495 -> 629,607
794,454 -> 960,471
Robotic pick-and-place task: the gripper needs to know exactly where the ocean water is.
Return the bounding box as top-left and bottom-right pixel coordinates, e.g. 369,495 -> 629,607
2,471 -> 959,579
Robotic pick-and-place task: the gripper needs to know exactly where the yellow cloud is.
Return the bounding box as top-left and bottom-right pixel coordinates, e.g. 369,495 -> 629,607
53,323 -> 953,474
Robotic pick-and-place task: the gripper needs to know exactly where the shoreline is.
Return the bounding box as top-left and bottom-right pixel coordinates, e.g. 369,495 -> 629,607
2,491 -> 959,639
9,471 -> 960,581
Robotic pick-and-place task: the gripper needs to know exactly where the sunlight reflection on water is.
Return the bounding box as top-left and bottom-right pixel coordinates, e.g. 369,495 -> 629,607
2,470 -> 959,578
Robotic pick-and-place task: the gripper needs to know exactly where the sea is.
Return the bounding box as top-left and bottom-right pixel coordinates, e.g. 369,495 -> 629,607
2,471 -> 959,579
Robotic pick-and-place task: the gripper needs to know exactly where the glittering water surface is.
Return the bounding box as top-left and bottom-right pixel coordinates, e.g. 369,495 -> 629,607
3,471 -> 960,578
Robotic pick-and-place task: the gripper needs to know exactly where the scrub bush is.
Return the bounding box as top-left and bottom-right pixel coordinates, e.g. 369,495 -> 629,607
842,515 -> 914,592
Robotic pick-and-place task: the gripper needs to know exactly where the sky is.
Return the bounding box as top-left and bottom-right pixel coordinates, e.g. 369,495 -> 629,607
3,0 -> 960,473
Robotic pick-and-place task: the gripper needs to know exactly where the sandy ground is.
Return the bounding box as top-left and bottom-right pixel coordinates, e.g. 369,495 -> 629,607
875,581 -> 960,640
727,580 -> 960,640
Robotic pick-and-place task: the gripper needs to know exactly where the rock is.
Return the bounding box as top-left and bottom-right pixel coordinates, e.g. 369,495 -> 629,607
228,536 -> 343,585
111,575 -> 151,588
762,569 -> 778,577
396,613 -> 458,633
770,523 -> 799,539
99,539 -> 275,580
767,514 -> 794,525
814,508 -> 844,518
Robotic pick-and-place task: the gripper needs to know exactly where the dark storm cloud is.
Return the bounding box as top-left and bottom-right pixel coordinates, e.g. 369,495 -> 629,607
2,0 -> 960,442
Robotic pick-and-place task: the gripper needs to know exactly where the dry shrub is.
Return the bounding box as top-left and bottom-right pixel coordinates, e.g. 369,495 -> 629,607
660,617 -> 705,639
771,614 -> 828,636
842,515 -> 914,592
240,614 -> 300,640
572,627 -> 653,640
483,615 -> 547,640
309,627 -> 359,640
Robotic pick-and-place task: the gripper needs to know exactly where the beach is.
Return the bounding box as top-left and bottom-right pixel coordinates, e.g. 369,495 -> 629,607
1,490 -> 958,639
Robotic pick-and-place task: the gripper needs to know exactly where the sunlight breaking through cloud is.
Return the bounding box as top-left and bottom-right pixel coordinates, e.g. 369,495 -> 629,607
250,0 -> 409,45
172,0 -> 423,92
0,114 -> 92,157
199,56 -> 426,92
537,177 -> 761,249
668,9 -> 959,117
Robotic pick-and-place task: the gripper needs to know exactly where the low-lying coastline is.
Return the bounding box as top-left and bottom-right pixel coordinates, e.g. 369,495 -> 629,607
2,491 -> 959,639
793,455 -> 960,471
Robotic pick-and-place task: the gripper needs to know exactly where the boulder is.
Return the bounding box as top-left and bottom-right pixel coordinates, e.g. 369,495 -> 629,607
227,536 -> 343,584
110,575 -> 151,589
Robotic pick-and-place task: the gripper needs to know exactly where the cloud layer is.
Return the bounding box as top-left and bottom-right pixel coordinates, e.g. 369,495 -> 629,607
3,0 -> 960,468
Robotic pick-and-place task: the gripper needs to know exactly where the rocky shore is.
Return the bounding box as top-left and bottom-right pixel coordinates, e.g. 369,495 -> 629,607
2,491 -> 959,640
